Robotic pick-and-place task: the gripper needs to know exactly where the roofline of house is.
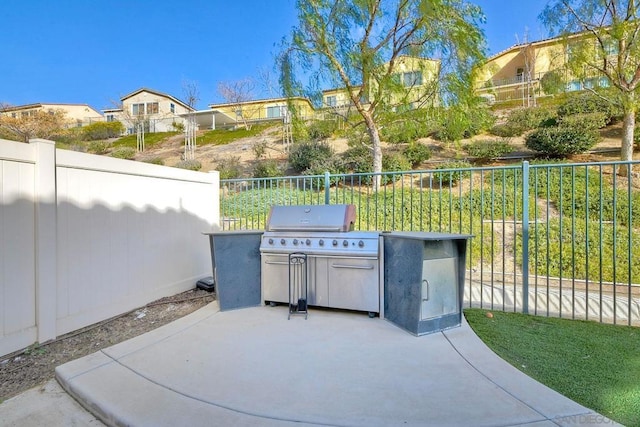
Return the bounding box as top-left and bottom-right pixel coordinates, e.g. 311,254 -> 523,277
120,88 -> 194,112
485,30 -> 592,62
1,102 -> 102,113
208,96 -> 312,109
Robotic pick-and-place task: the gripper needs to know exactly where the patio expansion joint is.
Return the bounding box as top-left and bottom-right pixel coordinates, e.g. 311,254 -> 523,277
102,350 -> 351,427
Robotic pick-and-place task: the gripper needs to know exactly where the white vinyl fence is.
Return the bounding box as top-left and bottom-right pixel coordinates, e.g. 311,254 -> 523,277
0,138 -> 219,357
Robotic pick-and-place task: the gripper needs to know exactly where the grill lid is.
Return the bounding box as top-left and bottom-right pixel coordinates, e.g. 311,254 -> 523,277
265,204 -> 356,232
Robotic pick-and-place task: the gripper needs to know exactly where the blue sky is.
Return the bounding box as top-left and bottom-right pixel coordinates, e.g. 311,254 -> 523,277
0,0 -> 549,111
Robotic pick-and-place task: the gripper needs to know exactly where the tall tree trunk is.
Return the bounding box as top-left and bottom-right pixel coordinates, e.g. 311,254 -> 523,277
620,103 -> 635,177
362,111 -> 382,190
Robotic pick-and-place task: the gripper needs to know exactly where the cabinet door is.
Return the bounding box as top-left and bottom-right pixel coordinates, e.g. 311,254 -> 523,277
420,257 -> 458,320
328,258 -> 379,312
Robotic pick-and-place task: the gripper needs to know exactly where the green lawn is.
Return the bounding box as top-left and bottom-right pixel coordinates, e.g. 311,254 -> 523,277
198,123 -> 274,146
465,309 -> 640,426
112,131 -> 179,149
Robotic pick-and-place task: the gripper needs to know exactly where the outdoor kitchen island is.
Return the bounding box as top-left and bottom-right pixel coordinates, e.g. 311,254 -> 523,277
382,232 -> 471,335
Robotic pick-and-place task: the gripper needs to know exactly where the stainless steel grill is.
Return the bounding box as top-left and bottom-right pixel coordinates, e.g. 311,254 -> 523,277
260,204 -> 381,316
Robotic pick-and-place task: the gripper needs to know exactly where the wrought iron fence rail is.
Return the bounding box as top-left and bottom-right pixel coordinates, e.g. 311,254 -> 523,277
220,160 -> 640,326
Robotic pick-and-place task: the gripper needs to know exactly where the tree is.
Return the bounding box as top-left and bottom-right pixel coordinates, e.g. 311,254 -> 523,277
182,80 -> 200,160
541,0 -> 640,175
217,79 -> 256,130
279,0 -> 485,189
0,105 -> 67,143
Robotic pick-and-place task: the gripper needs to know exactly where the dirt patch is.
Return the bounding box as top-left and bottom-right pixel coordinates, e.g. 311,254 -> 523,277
0,288 -> 216,403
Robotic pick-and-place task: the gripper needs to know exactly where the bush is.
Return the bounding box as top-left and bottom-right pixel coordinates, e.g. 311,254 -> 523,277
172,121 -> 185,132
381,153 -> 412,184
87,140 -> 110,154
142,157 -> 164,165
253,159 -> 283,178
465,139 -> 513,162
433,106 -> 495,142
111,147 -> 136,160
307,120 -> 337,140
175,159 -> 202,171
216,156 -> 243,179
540,70 -> 565,95
525,125 -> 600,158
403,142 -> 431,167
557,93 -> 617,123
341,145 -> 373,173
82,122 -> 124,141
381,119 -> 430,145
431,161 -> 472,186
504,106 -> 557,133
288,141 -> 334,172
557,112 -> 607,130
489,123 -> 526,137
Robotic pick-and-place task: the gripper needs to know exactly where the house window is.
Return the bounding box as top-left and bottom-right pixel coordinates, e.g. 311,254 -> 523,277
267,106 -> 283,118
170,103 -> 175,113
146,102 -> 159,114
106,114 -> 115,122
402,71 -> 423,87
516,68 -> 524,82
132,103 -> 144,116
325,95 -> 337,107
567,80 -> 582,92
11,113 -> 16,118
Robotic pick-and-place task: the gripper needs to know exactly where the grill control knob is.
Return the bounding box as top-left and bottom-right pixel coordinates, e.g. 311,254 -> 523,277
343,240 -> 349,247
268,238 -> 274,244
358,240 -> 365,247
305,239 -> 311,246
280,239 -> 286,245
332,240 -> 338,246
293,239 -> 299,245
319,239 -> 325,246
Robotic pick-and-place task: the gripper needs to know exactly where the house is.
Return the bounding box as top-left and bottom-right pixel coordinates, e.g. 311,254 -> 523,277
321,56 -> 441,113
475,31 -> 612,105
0,103 -> 103,127
103,88 -> 194,134
208,96 -> 315,127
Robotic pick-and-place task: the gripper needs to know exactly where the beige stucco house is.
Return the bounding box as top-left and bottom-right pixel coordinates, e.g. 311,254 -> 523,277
103,88 -> 194,134
321,56 -> 441,113
475,31 -> 611,105
0,103 -> 103,127
209,96 -> 315,126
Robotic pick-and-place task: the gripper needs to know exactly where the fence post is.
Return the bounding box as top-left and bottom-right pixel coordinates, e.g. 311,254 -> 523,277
31,138 -> 58,343
324,171 -> 330,204
522,161 -> 530,314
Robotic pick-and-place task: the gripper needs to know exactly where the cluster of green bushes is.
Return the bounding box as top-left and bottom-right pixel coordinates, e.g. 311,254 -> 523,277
487,92 -> 619,158
464,139 -> 513,162
81,122 -> 124,141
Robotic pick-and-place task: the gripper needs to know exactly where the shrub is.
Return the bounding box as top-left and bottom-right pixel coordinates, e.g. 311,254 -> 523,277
172,121 -> 185,132
87,140 -> 110,154
288,141 -> 334,172
143,157 -> 164,165
307,120 -> 337,140
253,159 -> 282,178
381,153 -> 412,184
525,125 -> 600,158
82,121 -> 124,141
216,156 -> 242,179
465,139 -> 513,162
111,147 -> 136,160
431,161 -> 472,186
403,142 -> 431,167
556,92 -> 617,123
504,106 -> 557,132
540,70 -> 565,95
381,119 -> 430,144
341,145 -> 373,173
175,159 -> 202,171
489,123 -> 526,137
557,112 -> 607,130
433,106 -> 495,142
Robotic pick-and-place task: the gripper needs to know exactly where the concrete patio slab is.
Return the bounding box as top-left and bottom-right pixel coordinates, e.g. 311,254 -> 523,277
51,301 -> 618,427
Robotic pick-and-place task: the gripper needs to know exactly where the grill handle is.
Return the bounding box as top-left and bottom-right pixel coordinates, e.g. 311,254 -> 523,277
267,226 -> 343,232
265,260 -> 290,265
331,264 -> 375,270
